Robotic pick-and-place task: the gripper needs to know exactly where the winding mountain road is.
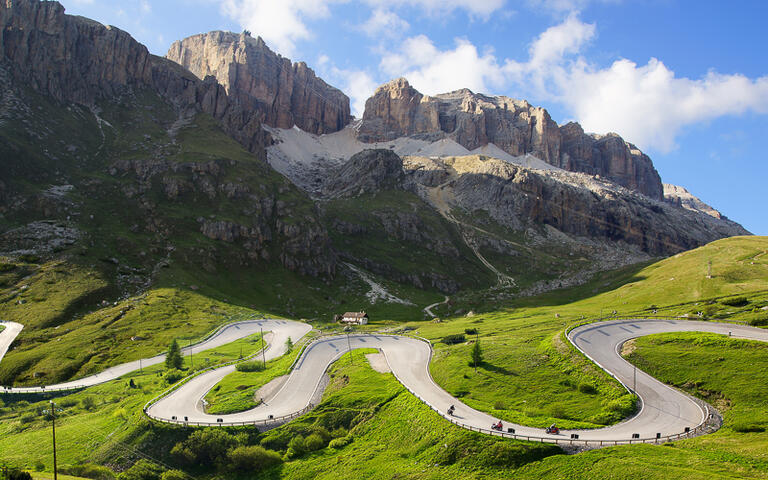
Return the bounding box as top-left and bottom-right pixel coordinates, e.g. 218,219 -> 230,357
0,319 -> 311,394
2,318 -> 767,445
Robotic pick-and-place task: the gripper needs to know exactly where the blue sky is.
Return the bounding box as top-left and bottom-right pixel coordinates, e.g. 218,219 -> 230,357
62,0 -> 768,234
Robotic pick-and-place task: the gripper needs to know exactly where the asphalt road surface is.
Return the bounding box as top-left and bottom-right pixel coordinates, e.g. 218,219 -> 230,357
0,319 -> 311,393
3,317 -> 767,443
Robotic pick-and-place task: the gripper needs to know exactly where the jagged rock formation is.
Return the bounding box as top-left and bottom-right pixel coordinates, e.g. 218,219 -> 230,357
400,155 -> 749,256
357,78 -> 663,200
0,0 -> 269,156
0,0 -> 336,279
166,31 -> 350,135
663,184 -> 724,219
558,123 -> 662,200
323,149 -> 405,198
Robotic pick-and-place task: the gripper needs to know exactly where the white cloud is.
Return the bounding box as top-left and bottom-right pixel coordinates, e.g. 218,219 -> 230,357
361,8 -> 410,37
562,59 -> 768,151
219,0 -> 339,56
217,0 -> 507,58
501,15 -> 768,152
365,0 -> 506,17
526,0 -> 622,14
343,70 -> 379,117
374,14 -> 768,153
380,35 -> 505,95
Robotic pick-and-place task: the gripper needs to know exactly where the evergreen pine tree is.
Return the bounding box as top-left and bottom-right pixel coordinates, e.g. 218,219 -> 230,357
166,339 -> 183,370
471,339 -> 483,372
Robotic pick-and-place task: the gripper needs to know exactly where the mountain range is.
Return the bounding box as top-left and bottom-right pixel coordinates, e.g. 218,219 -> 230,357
0,0 -> 749,313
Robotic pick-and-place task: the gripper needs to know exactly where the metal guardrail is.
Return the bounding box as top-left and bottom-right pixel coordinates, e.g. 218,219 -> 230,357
145,403 -> 316,428
562,316 -> 732,444
0,317 -> 281,394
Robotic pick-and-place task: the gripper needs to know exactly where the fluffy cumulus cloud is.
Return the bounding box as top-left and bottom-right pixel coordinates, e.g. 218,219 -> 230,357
563,59 -> 768,151
219,0 -> 339,56
218,0 -> 507,57
361,8 -> 410,37
377,14 -> 768,152
380,35 -> 506,96
367,0 -> 506,17
503,15 -> 768,151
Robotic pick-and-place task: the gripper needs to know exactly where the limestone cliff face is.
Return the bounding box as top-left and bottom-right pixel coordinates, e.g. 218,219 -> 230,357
663,184 -> 724,220
559,123 -> 663,201
0,0 -> 269,156
401,155 -> 748,256
166,31 -> 351,135
0,0 -> 336,279
358,78 -> 663,200
0,0 -> 153,104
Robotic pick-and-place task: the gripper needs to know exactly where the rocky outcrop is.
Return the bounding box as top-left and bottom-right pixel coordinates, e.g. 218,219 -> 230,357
0,1 -> 268,157
559,123 -> 663,200
0,0 -> 152,104
403,155 -> 749,256
166,31 -> 350,135
357,78 -> 663,200
663,184 -> 726,220
323,149 -> 405,197
111,157 -> 336,278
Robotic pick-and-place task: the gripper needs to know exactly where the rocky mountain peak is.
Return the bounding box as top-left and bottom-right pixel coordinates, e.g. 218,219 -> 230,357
166,31 -> 351,135
357,78 -> 663,200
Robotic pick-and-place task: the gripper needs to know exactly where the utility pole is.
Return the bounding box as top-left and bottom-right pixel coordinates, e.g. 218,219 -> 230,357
50,400 -> 58,480
474,332 -> 479,374
707,260 -> 712,279
261,328 -> 266,369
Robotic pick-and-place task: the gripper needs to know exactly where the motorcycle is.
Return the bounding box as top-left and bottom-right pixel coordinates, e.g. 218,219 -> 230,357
545,424 -> 560,435
491,422 -> 503,431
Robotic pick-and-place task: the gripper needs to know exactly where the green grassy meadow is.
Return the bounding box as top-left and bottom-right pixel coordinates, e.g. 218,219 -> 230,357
0,231 -> 765,480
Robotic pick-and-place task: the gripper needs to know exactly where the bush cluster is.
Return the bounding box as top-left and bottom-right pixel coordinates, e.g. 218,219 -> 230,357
235,360 -> 265,372
720,296 -> 748,307
441,334 -> 466,345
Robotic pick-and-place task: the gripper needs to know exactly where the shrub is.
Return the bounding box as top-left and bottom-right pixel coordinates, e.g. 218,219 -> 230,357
287,435 -> 306,455
304,433 -> 327,451
81,396 -> 96,410
720,296 -> 748,307
749,316 -> 768,327
18,254 -> 40,263
0,263 -> 16,272
227,445 -> 282,473
62,463 -> 116,480
441,334 -> 466,345
160,471 -> 186,480
236,360 -> 265,372
493,400 -> 506,410
578,383 -> 597,394
732,422 -> 766,433
20,412 -> 36,424
164,369 -> 184,384
7,470 -> 32,480
117,460 -> 163,480
259,429 -> 293,451
171,429 -> 239,466
329,435 -> 353,449
464,328 -> 478,335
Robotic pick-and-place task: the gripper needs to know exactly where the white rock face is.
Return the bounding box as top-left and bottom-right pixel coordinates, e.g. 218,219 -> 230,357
663,184 -> 724,219
264,123 -> 558,193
